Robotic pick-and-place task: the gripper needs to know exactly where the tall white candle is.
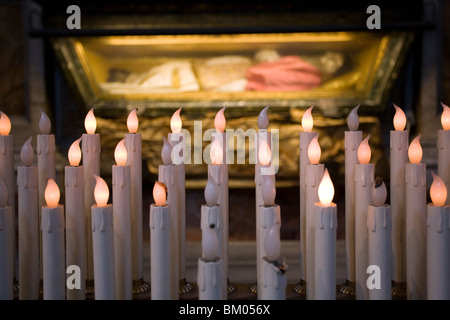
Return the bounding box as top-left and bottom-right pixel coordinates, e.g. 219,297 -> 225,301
112,139 -> 132,300
0,176 -> 13,300
367,179 -> 392,300
91,175 -> 115,300
82,108 -> 101,283
150,181 -> 172,300
41,178 -> 65,300
305,135 -> 324,299
355,135 -> 374,300
17,137 -> 39,300
65,137 -> 86,300
427,172 -> 450,300
438,102 -> 450,205
390,104 -> 408,287
405,135 -> 427,300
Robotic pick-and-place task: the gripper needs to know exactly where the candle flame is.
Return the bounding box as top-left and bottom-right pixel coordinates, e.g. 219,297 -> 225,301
44,178 -> 60,208
210,138 -> 223,165
301,106 -> 314,132
307,135 -> 321,165
430,172 -> 447,207
408,134 -> 422,164
264,224 -> 280,261
39,110 -> 51,135
0,176 -> 8,207
202,227 -> 218,261
393,104 -> 407,131
261,175 -> 276,206
214,106 -> 226,133
20,137 -> 34,167
68,137 -> 82,167
93,175 -> 109,207
0,111 -> 11,136
204,176 -> 219,207
114,139 -> 127,166
318,169 -> 334,207
258,139 -> 271,166
153,181 -> 167,206
257,105 -> 270,130
127,108 -> 139,133
170,108 -> 182,133
84,108 -> 97,134
441,102 -> 450,131
347,105 -> 360,131
371,177 -> 387,207
357,135 -> 371,164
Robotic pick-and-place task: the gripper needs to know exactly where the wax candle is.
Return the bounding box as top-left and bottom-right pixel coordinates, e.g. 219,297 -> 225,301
41,178 -> 65,300
124,108 -> 144,288
17,137 -> 39,300
82,108 -> 101,283
256,106 -> 271,212
64,137 -> 86,300
427,172 -> 450,300
355,135 -> 374,300
0,176 -> 13,300
91,175 -> 115,300
150,181 -> 172,300
367,178 -> 392,300
112,139 -> 132,300
438,102 -> 450,205
390,104 -> 408,291
305,135 -> 324,299
405,135 -> 427,300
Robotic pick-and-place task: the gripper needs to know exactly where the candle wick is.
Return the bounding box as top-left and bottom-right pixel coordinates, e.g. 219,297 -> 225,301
374,176 -> 384,188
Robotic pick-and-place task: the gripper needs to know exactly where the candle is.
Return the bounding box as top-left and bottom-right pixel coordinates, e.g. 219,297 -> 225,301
17,137 -> 39,300
354,135 -> 374,300
112,139 -> 132,300
124,108 -> 144,287
158,137 -> 179,299
305,135 -> 324,299
299,106 -> 318,289
405,135 -> 427,300
41,178 -> 65,300
342,105 -> 362,293
438,102 -> 450,205
0,175 -> 13,300
150,181 -> 172,300
427,172 -> 450,300
256,106 -> 271,212
367,178 -> 392,300
260,224 -> 287,300
91,175 -> 115,300
64,137 -> 86,300
82,108 -> 101,283
390,104 -> 408,289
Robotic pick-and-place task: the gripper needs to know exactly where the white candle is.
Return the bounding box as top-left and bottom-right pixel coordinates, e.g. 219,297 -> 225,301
124,108 -> 144,285
438,102 -> 450,205
427,172 -> 450,300
91,175 -> 115,300
367,179 -> 392,300
64,137 -> 86,300
405,135 -> 427,300
305,135 -> 324,299
41,178 -> 65,300
355,135 -> 374,300
82,108 -> 101,283
0,176 -> 13,300
17,137 -> 39,300
344,105 -> 362,289
150,181 -> 172,300
158,137 -> 179,299
112,139 -> 132,300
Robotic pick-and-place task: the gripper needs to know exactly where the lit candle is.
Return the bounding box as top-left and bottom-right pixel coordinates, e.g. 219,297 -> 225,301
17,137 -> 39,300
41,178 -> 65,300
367,178 -> 392,300
150,181 -> 172,300
256,105 -> 271,213
91,175 -> 115,300
354,135 -> 374,300
112,139 -> 132,300
82,108 -> 101,283
0,175 -> 13,300
64,137 -> 86,300
405,135 -> 427,300
427,172 -> 449,300
390,104 -> 408,290
437,102 -> 450,205
305,135 -> 324,299
124,108 -> 144,287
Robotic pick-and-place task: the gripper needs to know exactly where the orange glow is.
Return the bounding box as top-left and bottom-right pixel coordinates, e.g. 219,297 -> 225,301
0,112 -> 11,136
393,104 -> 407,131
44,178 -> 60,208
153,181 -> 167,206
210,139 -> 223,165
170,108 -> 182,133
84,108 -> 97,134
430,172 -> 447,207
127,108 -> 139,133
214,106 -> 226,132
357,135 -> 371,164
441,102 -> 450,131
68,137 -> 82,167
94,175 -> 109,207
318,169 -> 335,207
258,139 -> 272,166
307,135 -> 321,165
408,135 -> 422,164
114,139 -> 127,166
301,106 -> 314,132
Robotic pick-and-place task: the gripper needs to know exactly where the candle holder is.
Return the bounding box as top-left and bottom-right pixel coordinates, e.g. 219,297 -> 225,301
292,279 -> 306,295
132,278 -> 151,295
391,281 -> 407,299
228,280 -> 238,295
337,280 -> 356,296
179,278 -> 195,295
